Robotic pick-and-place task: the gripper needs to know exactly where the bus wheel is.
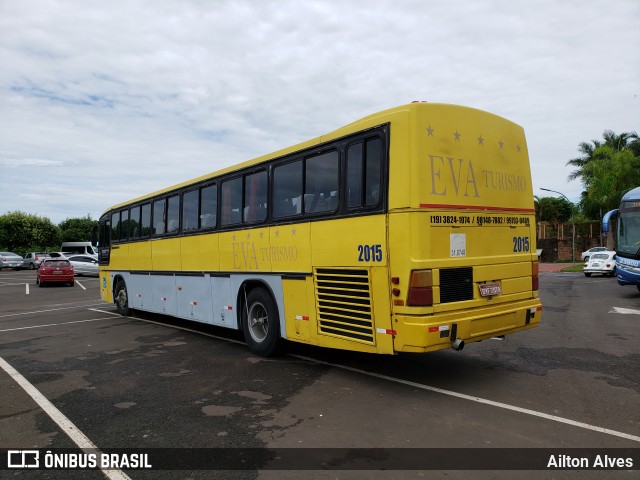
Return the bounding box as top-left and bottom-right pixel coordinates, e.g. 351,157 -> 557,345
242,288 -> 282,356
115,281 -> 131,316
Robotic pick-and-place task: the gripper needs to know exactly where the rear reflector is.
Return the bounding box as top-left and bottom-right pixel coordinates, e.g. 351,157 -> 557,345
532,261 -> 539,291
407,286 -> 433,306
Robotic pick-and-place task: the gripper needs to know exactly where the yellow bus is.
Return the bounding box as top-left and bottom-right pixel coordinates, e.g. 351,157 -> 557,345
98,102 -> 542,356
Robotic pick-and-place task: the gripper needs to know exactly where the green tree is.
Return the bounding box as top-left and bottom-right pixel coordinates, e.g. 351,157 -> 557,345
581,146 -> 640,216
0,211 -> 61,252
58,215 -> 98,243
567,130 -> 640,219
535,196 -> 572,223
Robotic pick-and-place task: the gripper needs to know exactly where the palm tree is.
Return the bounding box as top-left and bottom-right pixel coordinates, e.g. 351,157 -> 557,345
567,130 -> 638,183
567,130 -> 639,219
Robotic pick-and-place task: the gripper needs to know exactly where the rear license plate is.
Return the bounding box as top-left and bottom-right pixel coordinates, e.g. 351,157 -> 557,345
54,270 -> 62,274
479,283 -> 501,296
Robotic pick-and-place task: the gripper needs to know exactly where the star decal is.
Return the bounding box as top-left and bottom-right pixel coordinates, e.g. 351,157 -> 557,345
454,130 -> 461,141
426,125 -> 434,136
477,135 -> 484,145
516,144 -> 521,152
498,140 -> 504,149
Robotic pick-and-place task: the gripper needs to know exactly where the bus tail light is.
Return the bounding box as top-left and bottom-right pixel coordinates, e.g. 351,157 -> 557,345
407,269 -> 433,306
532,261 -> 539,291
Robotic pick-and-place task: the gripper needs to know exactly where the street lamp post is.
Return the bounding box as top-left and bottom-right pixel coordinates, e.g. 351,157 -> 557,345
540,188 -> 576,265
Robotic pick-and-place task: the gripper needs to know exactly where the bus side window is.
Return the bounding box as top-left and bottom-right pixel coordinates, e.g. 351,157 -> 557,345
346,143 -> 363,208
120,209 -> 129,241
166,195 -> 180,233
221,177 -> 242,226
111,211 -> 121,241
200,184 -> 217,229
244,171 -> 267,223
304,150 -> 339,214
153,199 -> 166,235
140,203 -> 151,237
129,206 -> 141,239
347,137 -> 382,209
182,190 -> 199,233
365,138 -> 382,206
273,160 -> 302,218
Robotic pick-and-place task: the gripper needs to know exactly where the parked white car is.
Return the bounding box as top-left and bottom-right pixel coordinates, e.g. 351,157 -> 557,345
581,246 -> 608,262
583,251 -> 616,277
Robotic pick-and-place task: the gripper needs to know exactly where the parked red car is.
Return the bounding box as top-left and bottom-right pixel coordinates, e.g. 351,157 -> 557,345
37,258 -> 75,287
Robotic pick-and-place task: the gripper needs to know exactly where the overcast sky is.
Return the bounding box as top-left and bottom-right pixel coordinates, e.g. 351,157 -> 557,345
1,0 -> 638,224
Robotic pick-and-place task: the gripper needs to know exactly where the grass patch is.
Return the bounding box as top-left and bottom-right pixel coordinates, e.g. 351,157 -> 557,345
561,265 -> 584,273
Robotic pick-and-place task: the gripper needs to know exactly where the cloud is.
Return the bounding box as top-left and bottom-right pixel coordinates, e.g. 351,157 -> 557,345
0,0 -> 638,223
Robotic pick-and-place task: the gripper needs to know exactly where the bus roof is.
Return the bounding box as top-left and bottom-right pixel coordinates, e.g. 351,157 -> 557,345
102,102 -> 516,214
621,186 -> 640,201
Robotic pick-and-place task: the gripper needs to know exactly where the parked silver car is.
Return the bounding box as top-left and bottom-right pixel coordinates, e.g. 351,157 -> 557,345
66,254 -> 99,276
0,252 -> 24,270
22,252 -> 50,270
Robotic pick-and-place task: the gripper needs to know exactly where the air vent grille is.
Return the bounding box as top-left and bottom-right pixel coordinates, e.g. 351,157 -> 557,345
440,267 -> 474,303
315,268 -> 374,344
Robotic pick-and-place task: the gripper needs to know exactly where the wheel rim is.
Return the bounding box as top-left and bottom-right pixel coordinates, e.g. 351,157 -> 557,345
116,287 -> 127,311
248,301 -> 269,343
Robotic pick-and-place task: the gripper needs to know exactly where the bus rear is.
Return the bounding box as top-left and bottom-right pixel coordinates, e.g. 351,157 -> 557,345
388,104 -> 541,352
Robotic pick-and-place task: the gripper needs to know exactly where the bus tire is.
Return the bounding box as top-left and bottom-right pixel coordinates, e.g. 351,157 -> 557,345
242,287 -> 282,356
115,280 -> 131,316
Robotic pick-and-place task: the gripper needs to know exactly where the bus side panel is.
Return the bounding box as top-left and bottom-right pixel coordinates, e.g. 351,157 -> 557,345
181,234 -> 220,272
128,273 -> 151,310
219,229 -> 268,272
176,275 -> 212,323
371,266 -> 394,354
210,276 -> 234,327
108,243 -> 129,271
151,275 -> 178,316
282,277 -> 314,344
310,216 -> 387,267
128,242 -> 151,271
269,223 -> 312,273
309,215 -> 393,354
152,238 -> 182,271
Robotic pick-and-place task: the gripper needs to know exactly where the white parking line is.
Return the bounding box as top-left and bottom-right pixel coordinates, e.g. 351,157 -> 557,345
75,280 -> 87,291
93,308 -> 640,444
25,283 -> 29,295
0,356 -> 131,480
291,354 -> 640,444
0,303 -> 105,318
0,316 -> 121,333
609,307 -> 640,315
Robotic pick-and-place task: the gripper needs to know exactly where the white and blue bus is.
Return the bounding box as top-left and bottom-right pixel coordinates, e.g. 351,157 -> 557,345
603,186 -> 640,292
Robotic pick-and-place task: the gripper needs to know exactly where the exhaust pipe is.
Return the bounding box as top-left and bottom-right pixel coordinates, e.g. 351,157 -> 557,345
451,339 -> 465,351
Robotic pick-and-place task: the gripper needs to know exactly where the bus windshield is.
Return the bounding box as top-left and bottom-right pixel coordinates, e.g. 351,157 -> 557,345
617,200 -> 640,258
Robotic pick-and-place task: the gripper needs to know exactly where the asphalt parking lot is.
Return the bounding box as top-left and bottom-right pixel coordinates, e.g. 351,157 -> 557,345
0,268 -> 638,479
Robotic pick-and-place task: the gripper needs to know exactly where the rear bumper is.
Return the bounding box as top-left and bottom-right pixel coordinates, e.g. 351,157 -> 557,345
39,274 -> 74,283
584,268 -> 614,274
393,299 -> 542,353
